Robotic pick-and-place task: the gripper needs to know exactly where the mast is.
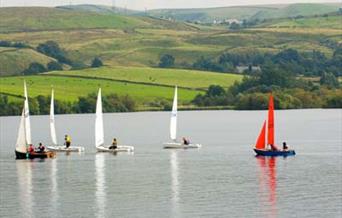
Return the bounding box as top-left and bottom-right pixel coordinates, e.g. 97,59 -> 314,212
267,94 -> 274,146
170,86 -> 177,141
50,89 -> 58,146
23,81 -> 31,145
95,88 -> 104,147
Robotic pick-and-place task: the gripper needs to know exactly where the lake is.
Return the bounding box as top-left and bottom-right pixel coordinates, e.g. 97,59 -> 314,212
0,109 -> 341,218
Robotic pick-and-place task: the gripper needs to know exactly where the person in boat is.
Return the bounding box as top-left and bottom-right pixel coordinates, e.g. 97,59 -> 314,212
109,138 -> 118,150
182,137 -> 190,145
38,143 -> 45,153
283,142 -> 289,151
269,144 -> 278,151
65,135 -> 71,148
28,144 -> 35,153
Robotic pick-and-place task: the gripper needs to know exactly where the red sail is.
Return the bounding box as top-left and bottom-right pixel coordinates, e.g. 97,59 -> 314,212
255,121 -> 266,149
267,94 -> 275,146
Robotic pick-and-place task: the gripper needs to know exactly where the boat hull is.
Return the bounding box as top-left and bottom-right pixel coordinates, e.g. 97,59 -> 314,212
15,150 -> 56,159
254,148 -> 295,157
47,145 -> 85,152
96,145 -> 134,152
163,142 -> 202,149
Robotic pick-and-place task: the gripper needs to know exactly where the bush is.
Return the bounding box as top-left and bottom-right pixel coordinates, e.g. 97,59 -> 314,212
91,57 -> 103,68
47,61 -> 63,71
22,62 -> 46,75
37,41 -> 72,65
159,54 -> 175,68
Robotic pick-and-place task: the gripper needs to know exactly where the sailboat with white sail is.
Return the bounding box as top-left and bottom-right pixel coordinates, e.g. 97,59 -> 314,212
15,81 -> 55,159
163,86 -> 201,149
95,88 -> 134,152
46,89 -> 85,152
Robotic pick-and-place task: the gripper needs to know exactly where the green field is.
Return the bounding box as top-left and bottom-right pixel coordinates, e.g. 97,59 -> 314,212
0,75 -> 200,104
45,66 -> 242,89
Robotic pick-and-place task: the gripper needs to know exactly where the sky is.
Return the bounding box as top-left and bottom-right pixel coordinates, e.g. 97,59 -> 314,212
0,0 -> 341,10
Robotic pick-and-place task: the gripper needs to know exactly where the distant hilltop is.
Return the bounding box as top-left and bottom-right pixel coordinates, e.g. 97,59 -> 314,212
58,2 -> 342,23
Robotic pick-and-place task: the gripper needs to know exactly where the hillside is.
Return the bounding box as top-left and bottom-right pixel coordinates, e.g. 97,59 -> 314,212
57,4 -> 139,15
0,7 -> 193,33
260,15 -> 342,29
147,3 -> 342,23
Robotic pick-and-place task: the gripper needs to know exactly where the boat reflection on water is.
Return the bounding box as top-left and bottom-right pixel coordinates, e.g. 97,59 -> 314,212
170,151 -> 180,217
50,159 -> 59,217
256,156 -> 277,218
16,160 -> 34,218
95,153 -> 106,218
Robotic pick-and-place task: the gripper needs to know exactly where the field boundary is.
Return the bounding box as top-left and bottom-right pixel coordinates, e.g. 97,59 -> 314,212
43,73 -> 207,91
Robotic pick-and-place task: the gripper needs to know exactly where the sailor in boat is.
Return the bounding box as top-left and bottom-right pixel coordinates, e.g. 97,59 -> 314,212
182,137 -> 190,145
28,144 -> 35,153
267,144 -> 278,151
37,143 -> 45,153
109,138 -> 118,150
64,135 -> 71,148
282,142 -> 289,151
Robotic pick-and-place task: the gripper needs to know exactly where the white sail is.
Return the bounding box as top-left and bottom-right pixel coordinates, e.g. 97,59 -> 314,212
50,89 -> 58,146
170,86 -> 177,141
15,109 -> 27,153
95,88 -> 104,147
24,81 -> 31,145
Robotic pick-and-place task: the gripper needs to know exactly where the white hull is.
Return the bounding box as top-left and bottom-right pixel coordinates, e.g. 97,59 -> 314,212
163,142 -> 201,149
96,145 -> 134,152
47,145 -> 85,152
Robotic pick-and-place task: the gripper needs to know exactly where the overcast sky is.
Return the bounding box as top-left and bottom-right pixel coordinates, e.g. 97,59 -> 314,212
0,0 -> 340,10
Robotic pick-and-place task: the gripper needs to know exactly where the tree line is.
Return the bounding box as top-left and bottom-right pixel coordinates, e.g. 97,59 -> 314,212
159,46 -> 342,77
0,93 -> 135,116
192,62 -> 342,109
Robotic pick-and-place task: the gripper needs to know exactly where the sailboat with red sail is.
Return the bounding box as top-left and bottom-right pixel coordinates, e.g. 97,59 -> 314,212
253,94 -> 296,156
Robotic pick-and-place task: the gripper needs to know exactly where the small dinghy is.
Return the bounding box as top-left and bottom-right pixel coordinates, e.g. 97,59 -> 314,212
253,94 -> 295,157
163,86 -> 201,149
95,88 -> 134,152
15,82 -> 56,159
46,89 -> 84,152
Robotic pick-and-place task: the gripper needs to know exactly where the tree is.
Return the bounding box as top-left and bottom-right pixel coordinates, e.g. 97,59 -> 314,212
37,41 -> 72,65
159,54 -> 175,68
22,62 -> 46,75
229,22 -> 241,30
91,57 -> 103,68
47,61 -> 63,71
320,72 -> 340,89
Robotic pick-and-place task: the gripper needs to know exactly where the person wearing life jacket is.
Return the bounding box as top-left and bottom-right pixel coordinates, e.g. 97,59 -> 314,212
109,138 -> 118,150
283,142 -> 289,151
38,143 -> 45,153
28,144 -> 35,153
65,135 -> 71,148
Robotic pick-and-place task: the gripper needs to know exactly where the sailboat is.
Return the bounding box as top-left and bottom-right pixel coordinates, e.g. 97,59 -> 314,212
163,86 -> 201,149
15,81 -> 56,159
95,88 -> 134,152
253,94 -> 295,156
46,89 -> 85,152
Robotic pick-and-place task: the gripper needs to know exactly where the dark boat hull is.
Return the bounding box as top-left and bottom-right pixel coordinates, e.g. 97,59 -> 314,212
15,150 -> 56,159
254,148 -> 295,157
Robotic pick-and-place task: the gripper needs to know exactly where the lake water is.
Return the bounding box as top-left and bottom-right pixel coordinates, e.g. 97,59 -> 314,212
0,110 -> 341,218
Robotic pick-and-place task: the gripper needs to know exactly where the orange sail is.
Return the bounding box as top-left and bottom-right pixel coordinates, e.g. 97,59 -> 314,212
267,94 -> 275,146
255,121 -> 266,149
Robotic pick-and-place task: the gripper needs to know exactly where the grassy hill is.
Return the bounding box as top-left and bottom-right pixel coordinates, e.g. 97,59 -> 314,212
260,15 -> 342,29
56,4 -> 139,15
0,7 -> 194,33
0,48 -> 55,76
147,3 -> 342,23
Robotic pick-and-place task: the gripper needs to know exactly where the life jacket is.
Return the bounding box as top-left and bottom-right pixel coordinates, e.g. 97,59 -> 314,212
66,136 -> 71,143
